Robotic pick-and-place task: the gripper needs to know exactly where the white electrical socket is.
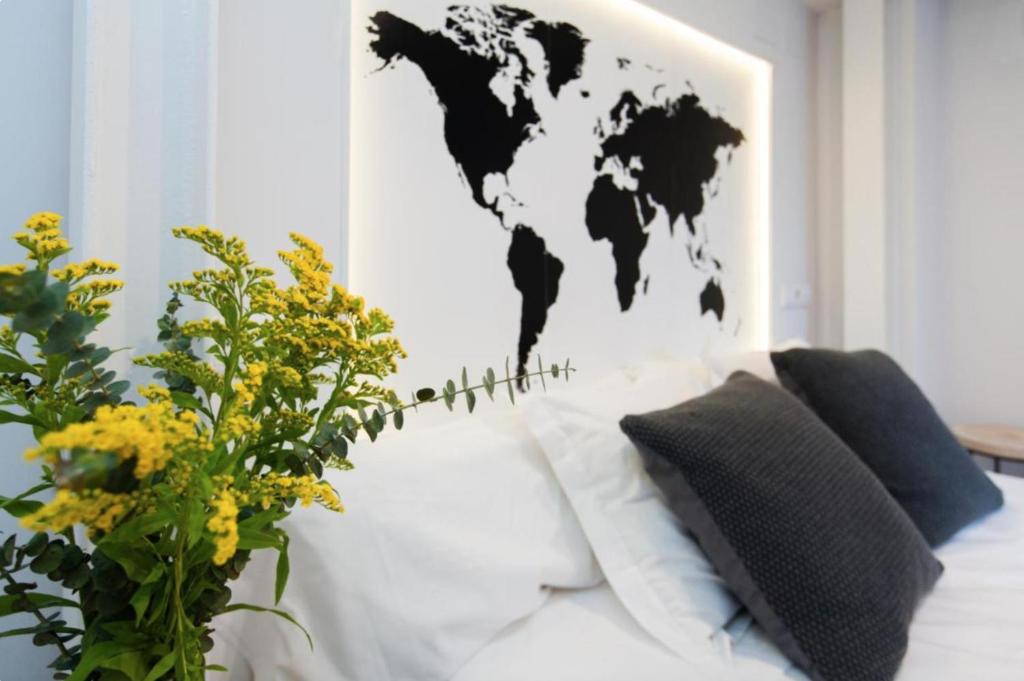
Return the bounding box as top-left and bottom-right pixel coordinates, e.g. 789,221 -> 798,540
781,283 -> 812,309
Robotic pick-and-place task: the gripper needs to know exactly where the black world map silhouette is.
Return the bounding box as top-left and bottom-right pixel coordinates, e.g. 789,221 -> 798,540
368,4 -> 745,381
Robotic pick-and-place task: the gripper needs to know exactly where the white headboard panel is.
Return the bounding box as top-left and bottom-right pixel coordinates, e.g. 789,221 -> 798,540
348,0 -> 771,394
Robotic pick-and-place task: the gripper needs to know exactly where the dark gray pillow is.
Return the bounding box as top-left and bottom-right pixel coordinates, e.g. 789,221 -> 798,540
771,348 -> 1003,546
620,372 -> 942,681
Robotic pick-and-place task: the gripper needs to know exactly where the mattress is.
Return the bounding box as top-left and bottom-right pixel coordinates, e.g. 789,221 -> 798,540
452,472 -> 1024,681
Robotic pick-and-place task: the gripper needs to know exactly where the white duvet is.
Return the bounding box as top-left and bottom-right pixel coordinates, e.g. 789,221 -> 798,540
453,472 -> 1024,681
214,473 -> 1024,680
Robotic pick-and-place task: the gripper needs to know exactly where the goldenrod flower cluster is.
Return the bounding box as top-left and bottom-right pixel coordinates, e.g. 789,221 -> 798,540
51,259 -> 119,284
11,212 -> 71,268
21,488 -> 136,535
135,352 -> 222,395
250,473 -> 344,512
66,277 -> 125,314
233,361 -> 267,405
0,264 -> 26,276
172,226 -> 252,269
218,413 -> 261,443
138,384 -> 172,402
26,402 -> 205,479
208,488 -> 240,566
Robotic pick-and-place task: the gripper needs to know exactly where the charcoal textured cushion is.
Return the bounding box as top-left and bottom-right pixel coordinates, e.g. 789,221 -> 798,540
771,348 -> 1004,546
620,372 -> 942,681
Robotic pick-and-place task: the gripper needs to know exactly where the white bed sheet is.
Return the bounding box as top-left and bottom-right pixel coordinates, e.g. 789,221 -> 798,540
453,472 -> 1024,681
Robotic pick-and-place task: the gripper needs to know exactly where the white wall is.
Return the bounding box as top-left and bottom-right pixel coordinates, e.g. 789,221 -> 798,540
819,0 -> 1023,474
0,1 -> 74,676
921,0 -> 1024,473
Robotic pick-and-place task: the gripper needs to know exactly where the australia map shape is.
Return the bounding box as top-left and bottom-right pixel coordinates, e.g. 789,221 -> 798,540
367,4 -> 745,382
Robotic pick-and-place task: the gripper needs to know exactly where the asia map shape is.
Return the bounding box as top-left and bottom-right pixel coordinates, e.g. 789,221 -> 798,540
367,4 -> 745,382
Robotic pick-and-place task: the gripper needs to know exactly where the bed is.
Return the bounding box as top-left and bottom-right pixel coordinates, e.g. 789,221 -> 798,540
452,472 -> 1024,681
211,354 -> 1024,681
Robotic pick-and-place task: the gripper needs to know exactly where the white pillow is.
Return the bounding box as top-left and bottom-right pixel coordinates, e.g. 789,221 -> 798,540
523,358 -> 741,661
212,409 -> 601,681
704,338 -> 810,387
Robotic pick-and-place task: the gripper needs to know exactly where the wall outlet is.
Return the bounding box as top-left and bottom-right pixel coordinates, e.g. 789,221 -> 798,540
781,283 -> 813,310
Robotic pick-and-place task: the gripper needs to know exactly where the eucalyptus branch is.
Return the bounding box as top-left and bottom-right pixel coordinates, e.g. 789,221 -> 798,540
325,358 -> 576,452
0,564 -> 74,660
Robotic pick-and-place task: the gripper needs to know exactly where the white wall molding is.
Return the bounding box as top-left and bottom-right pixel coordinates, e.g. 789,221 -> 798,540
841,0 -> 888,350
68,0 -> 219,367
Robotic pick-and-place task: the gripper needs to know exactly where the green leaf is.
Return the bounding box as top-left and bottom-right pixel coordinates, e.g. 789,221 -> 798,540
370,407 -> 385,433
107,380 -> 131,396
461,366 -> 469,391
101,650 -> 148,681
141,652 -> 176,681
29,541 -> 65,574
505,357 -> 515,405
219,603 -> 312,651
186,497 -> 207,550
1,535 -> 15,566
23,532 -> 48,557
169,391 -> 203,412
99,542 -> 158,583
537,355 -> 547,391
101,506 -> 175,545
0,410 -> 41,427
551,363 -> 560,379
465,389 -> 476,414
0,483 -> 52,519
64,361 -> 91,379
275,537 -> 290,605
393,409 -> 404,430
42,312 -> 87,355
203,664 -> 229,673
12,282 -> 68,333
483,368 -> 496,400
0,592 -> 79,617
414,387 -> 436,402
1,625 -> 81,640
0,353 -> 35,375
237,526 -> 282,551
130,581 -> 156,625
66,640 -> 135,681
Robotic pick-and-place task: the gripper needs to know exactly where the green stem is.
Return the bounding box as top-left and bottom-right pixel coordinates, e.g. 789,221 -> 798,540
172,499 -> 192,678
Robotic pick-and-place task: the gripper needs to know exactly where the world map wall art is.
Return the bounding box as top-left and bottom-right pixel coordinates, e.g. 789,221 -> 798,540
349,0 -> 771,394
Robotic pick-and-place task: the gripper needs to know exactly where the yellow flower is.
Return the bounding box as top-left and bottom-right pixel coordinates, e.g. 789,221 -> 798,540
252,473 -> 344,513
52,258 -> 120,283
232,361 -> 268,406
24,212 -> 62,232
208,489 -> 240,565
22,488 -> 136,535
0,264 -> 26,276
172,226 -> 252,269
27,402 -> 203,479
138,384 -> 172,402
218,414 -> 261,442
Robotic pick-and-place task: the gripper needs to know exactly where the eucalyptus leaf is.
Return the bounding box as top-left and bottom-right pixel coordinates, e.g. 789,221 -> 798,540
414,387 -> 436,402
